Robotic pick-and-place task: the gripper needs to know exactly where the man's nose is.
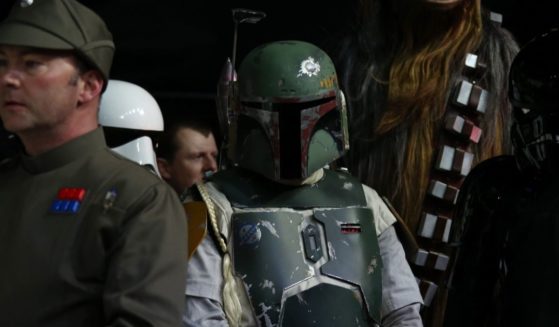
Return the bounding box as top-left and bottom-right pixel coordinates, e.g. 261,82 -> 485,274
205,155 -> 218,172
202,156 -> 217,180
0,68 -> 23,88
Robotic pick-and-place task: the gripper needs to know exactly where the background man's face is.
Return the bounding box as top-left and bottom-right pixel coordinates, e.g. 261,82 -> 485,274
158,126 -> 218,194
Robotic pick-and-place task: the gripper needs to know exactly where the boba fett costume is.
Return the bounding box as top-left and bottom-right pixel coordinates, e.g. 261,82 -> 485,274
184,41 -> 423,326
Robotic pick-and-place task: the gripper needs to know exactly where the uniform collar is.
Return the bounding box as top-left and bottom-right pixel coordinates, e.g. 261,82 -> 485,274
21,127 -> 107,174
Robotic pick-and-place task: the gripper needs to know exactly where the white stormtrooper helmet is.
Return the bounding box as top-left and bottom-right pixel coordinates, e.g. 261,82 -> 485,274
99,79 -> 164,176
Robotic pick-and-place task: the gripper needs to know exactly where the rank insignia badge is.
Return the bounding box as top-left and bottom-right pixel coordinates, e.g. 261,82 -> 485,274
49,187 -> 87,214
103,188 -> 118,212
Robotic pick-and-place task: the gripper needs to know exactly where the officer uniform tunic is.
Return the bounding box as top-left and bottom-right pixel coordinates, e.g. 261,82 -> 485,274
0,128 -> 187,327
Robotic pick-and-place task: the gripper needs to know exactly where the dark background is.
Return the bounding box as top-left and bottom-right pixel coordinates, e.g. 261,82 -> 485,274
1,0 -> 557,132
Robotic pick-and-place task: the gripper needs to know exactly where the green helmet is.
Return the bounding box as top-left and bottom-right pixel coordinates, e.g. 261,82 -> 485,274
229,40 -> 349,181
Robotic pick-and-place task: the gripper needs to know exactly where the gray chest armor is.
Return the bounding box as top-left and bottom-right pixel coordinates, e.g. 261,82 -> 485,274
211,168 -> 383,326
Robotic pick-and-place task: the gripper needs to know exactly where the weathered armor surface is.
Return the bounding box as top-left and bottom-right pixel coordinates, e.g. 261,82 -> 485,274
211,167 -> 383,326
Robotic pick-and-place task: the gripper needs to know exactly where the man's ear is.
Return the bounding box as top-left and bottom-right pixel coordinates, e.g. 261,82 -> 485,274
78,70 -> 104,105
157,158 -> 172,180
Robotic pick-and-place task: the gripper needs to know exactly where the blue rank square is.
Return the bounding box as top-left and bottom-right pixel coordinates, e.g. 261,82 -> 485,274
68,200 -> 81,214
50,200 -> 81,214
50,200 -> 65,213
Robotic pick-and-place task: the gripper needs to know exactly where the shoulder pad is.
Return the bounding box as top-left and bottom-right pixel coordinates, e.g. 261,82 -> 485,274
183,201 -> 208,259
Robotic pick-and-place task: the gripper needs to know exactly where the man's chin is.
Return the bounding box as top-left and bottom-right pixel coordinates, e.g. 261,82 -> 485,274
0,119 -> 29,134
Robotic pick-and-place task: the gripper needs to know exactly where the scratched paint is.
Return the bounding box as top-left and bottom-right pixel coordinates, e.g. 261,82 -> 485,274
343,182 -> 353,190
301,107 -> 322,130
241,106 -> 281,175
290,266 -> 300,280
261,279 -> 276,295
256,302 -> 274,327
260,220 -> 280,238
307,266 -> 315,277
328,241 -> 337,260
297,56 -> 321,77
368,257 -> 378,274
296,293 -> 309,305
355,316 -> 363,326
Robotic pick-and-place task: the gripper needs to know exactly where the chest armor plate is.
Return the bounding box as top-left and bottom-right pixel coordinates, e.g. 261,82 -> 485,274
231,206 -> 382,326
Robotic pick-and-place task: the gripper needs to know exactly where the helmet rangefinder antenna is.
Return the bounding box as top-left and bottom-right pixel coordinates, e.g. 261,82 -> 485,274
216,8 -> 265,170
231,8 -> 266,69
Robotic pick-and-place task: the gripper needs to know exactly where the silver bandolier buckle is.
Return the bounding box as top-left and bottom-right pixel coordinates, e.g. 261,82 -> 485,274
417,278 -> 438,307
453,80 -> 488,114
427,179 -> 460,204
414,249 -> 450,272
444,113 -> 482,143
435,145 -> 474,177
417,212 -> 452,243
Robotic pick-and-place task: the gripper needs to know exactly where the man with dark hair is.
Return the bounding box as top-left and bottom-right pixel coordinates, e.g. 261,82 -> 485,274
157,119 -> 218,195
0,1 -> 187,326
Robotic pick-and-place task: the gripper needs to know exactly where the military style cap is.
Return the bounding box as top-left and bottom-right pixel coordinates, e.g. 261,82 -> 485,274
0,0 -> 115,84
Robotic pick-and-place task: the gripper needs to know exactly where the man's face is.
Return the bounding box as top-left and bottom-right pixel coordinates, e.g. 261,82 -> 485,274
159,126 -> 218,194
0,45 -> 81,136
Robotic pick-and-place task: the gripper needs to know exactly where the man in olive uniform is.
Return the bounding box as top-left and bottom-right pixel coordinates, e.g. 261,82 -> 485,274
184,40 -> 422,326
0,1 -> 187,326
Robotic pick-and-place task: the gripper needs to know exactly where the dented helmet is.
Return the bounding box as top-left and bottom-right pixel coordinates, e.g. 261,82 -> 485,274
229,40 -> 349,181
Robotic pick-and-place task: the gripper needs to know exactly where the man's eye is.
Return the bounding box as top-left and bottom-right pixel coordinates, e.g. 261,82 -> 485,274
22,58 -> 48,73
24,60 -> 42,70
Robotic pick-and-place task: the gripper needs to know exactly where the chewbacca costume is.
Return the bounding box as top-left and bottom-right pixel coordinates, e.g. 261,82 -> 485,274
337,0 -> 519,326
